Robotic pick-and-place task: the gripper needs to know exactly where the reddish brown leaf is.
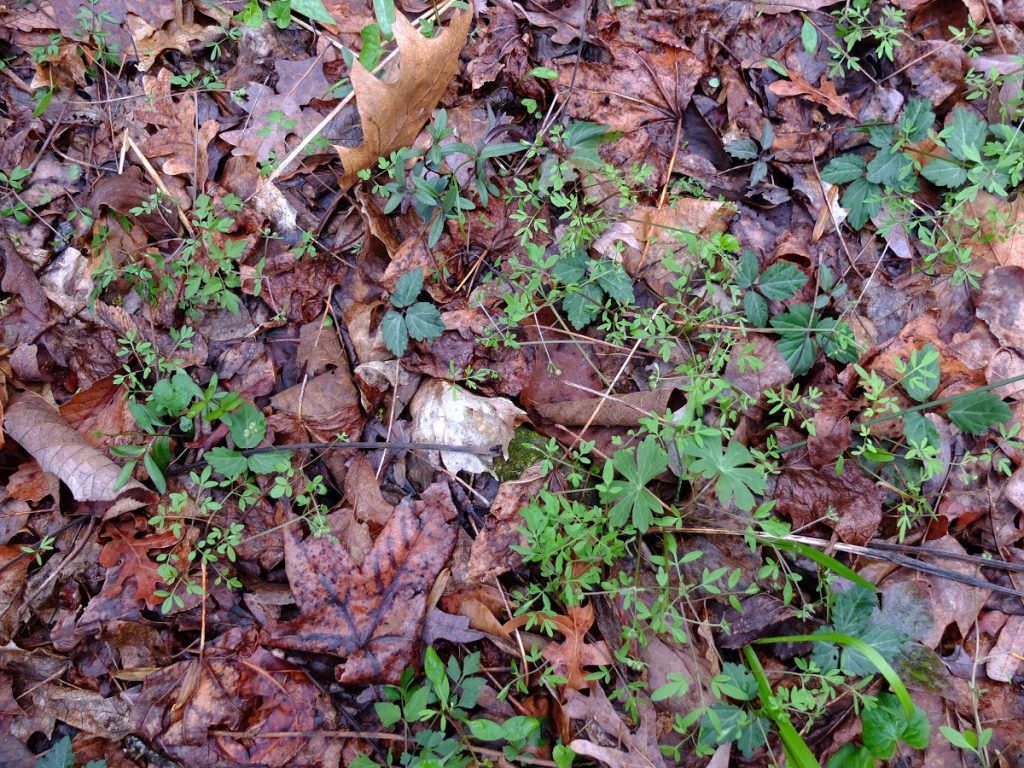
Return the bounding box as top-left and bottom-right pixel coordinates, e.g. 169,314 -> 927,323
98,519 -> 179,609
540,605 -> 612,691
468,463 -> 547,582
264,482 -> 458,683
768,74 -> 856,118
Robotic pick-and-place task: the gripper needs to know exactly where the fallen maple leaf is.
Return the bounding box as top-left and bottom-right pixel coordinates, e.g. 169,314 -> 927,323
264,482 -> 458,683
768,74 -> 856,118
98,519 -> 179,609
333,9 -> 472,188
565,685 -> 666,768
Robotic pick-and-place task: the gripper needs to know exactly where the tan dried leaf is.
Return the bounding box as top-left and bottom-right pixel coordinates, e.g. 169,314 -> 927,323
987,615 -> 1024,682
334,9 -> 473,188
769,74 -> 856,118
3,392 -> 148,505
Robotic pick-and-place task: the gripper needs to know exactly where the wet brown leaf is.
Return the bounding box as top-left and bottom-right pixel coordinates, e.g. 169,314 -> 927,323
768,73 -> 856,118
988,615 -> 1024,682
264,482 -> 458,683
540,605 -> 613,691
98,518 -> 179,609
468,463 -> 547,582
270,367 -> 365,443
565,685 -> 666,768
334,9 -> 473,188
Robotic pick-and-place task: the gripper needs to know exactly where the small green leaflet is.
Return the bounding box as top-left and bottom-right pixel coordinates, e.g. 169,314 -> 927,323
404,301 -> 445,341
899,343 -> 939,402
359,23 -> 382,69
820,154 -> 866,184
866,146 -> 911,186
291,0 -> 335,26
563,283 -> 604,330
827,744 -> 875,768
391,267 -> 424,308
801,16 -> 818,55
372,0 -> 396,38
382,310 -> 408,356
947,390 -> 1012,434
840,177 -> 883,229
592,260 -> 634,303
756,261 -> 807,300
725,138 -> 760,160
528,66 -> 559,80
861,693 -> 930,759
684,436 -> 765,511
744,291 -> 769,327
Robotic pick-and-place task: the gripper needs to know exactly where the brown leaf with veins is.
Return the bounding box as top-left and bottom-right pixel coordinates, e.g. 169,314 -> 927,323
98,518 -> 179,609
565,685 -> 666,768
769,74 -> 856,118
134,68 -> 220,179
334,9 -> 472,188
540,605 -> 613,691
264,482 -> 458,683
3,392 -> 149,508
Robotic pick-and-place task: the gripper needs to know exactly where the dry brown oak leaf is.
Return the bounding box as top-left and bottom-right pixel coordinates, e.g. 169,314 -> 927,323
334,8 -> 472,189
264,482 -> 458,683
2,392 -> 148,507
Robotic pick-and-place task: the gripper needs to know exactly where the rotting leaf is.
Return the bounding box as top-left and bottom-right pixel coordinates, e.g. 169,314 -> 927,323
539,604 -> 613,691
264,482 -> 458,683
565,685 -> 666,768
769,73 -> 856,118
98,519 -> 179,609
3,392 -> 150,510
334,9 -> 473,188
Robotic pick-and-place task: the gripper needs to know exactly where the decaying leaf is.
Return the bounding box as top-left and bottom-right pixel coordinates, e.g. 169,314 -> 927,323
3,392 -> 149,509
264,482 -> 458,683
565,685 -> 666,768
540,605 -> 613,691
769,74 -> 857,118
334,9 -> 473,188
987,615 -> 1024,682
410,379 -> 528,475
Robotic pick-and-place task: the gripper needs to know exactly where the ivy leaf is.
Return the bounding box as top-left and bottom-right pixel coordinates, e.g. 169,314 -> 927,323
684,436 -> 765,511
941,108 -> 987,162
756,261 -> 807,300
599,437 -> 669,532
391,268 -> 424,308
921,157 -> 968,188
744,291 -> 768,328
381,310 -> 409,356
404,301 -> 445,341
900,343 -> 940,402
841,177 -> 883,229
947,390 -> 1012,434
820,154 -> 866,184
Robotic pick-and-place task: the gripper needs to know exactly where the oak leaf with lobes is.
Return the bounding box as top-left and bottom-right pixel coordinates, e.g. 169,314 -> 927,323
334,8 -> 473,188
263,482 -> 458,683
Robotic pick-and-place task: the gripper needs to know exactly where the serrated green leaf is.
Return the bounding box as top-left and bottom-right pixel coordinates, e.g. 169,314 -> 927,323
684,436 -> 765,511
726,138 -> 760,160
771,304 -> 817,374
291,0 -> 336,26
744,291 -> 768,327
898,98 -> 935,142
468,719 -> 506,741
404,301 -> 445,342
841,177 -> 883,229
550,250 -> 589,284
205,447 -> 248,479
35,736 -> 73,768
902,411 -> 940,450
801,16 -> 818,54
757,261 -> 807,300
381,310 -> 408,356
736,249 -> 759,288
862,694 -> 930,758
358,23 -> 382,69
827,744 -> 874,768
941,107 -> 987,162
866,146 -> 912,186
947,390 -> 1012,434
223,401 -> 267,449
921,157 -> 968,188
593,261 -> 634,303
247,450 -> 293,475
900,343 -> 940,402
563,283 -> 604,330
391,268 -> 424,308
820,154 -> 866,184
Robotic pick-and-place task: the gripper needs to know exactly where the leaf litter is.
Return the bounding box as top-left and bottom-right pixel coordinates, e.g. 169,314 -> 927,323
3,0 -> 1024,766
